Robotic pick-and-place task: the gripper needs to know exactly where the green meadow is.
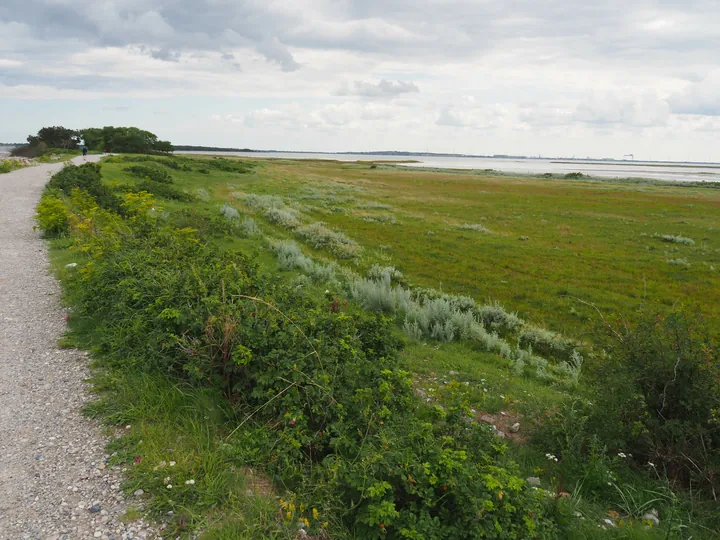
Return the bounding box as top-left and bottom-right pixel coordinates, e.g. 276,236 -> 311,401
155,157 -> 720,339
41,154 -> 720,538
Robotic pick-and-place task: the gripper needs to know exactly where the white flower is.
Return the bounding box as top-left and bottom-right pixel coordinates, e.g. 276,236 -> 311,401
169,461 -> 176,467
185,479 -> 195,485
617,452 -> 627,458
545,453 -> 558,462
325,290 -> 329,294
167,484 -> 173,489
163,476 -> 171,484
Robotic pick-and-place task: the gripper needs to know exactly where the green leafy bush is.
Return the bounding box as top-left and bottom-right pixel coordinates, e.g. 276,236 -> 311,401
123,165 -> 174,184
46,162 -> 122,213
540,312 -> 720,497
35,191 -> 69,236
588,312 -> 720,492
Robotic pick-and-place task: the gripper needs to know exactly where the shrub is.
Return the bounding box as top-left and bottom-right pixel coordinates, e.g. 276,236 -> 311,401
35,191 -> 69,236
123,165 -> 174,184
0,158 -> 28,173
658,234 -> 695,246
167,208 -> 235,237
219,203 -> 240,222
587,312 -> 720,493
241,217 -> 261,236
296,222 -> 361,258
195,188 -> 211,201
459,223 -> 490,233
265,207 -> 301,229
366,264 -> 403,283
667,257 -> 690,267
46,163 -> 122,213
130,181 -> 195,202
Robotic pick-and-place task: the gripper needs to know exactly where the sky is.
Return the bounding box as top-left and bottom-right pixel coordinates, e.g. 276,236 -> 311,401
1,0 -> 719,161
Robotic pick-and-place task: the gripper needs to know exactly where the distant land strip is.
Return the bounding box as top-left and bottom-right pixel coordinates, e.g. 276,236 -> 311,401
551,161 -> 720,169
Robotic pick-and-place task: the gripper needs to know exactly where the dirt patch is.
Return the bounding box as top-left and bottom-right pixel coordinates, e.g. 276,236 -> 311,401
477,410 -> 529,444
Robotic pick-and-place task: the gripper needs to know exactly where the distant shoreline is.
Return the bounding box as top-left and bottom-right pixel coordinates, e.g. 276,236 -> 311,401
174,146 -> 720,166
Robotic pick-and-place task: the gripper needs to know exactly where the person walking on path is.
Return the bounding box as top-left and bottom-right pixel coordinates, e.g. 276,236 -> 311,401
82,146 -> 88,158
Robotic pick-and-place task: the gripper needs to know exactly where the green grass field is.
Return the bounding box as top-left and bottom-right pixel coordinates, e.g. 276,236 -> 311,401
162,157 -> 720,340
44,155 -> 720,538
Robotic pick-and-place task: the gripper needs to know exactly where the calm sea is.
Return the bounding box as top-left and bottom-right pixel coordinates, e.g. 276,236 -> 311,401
178,151 -> 720,183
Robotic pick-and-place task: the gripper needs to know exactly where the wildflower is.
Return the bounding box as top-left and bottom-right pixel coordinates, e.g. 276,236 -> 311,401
290,418 -> 296,425
167,484 -> 172,489
185,479 -> 195,485
163,476 -> 171,484
312,508 -> 319,520
617,452 -> 627,458
545,453 -> 558,462
169,461 -> 176,467
133,456 -> 141,464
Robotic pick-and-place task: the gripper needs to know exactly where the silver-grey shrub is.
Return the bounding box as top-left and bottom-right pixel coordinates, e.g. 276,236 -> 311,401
265,207 -> 301,229
241,217 -> 261,236
367,264 -> 403,283
659,234 -> 695,246
220,203 -> 240,222
459,223 -> 490,233
296,222 -> 361,259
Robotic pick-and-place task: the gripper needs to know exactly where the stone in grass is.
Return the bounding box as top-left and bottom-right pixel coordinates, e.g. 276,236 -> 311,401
510,422 -> 520,433
526,477 -> 542,487
133,489 -> 144,497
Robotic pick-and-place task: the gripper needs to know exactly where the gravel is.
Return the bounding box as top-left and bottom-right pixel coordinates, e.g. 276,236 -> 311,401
0,157 -> 159,539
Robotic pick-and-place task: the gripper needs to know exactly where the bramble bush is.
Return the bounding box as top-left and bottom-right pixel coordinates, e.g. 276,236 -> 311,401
42,162 -> 558,539
589,312 -> 720,493
536,312 -> 720,498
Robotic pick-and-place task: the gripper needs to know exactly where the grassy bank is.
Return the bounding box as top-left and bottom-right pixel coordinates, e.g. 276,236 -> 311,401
39,156 -> 720,538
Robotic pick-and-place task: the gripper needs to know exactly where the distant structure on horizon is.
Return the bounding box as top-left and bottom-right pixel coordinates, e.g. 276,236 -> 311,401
624,154 -> 634,160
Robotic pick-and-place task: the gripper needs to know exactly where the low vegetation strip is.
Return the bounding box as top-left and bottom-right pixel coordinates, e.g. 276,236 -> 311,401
36,156 -> 720,538
37,162 -> 558,538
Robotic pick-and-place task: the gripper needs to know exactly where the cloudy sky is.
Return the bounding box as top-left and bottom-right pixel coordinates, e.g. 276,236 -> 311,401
1,0 -> 719,161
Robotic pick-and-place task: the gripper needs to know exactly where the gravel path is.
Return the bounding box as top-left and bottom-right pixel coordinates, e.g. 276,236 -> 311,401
0,158 -> 157,540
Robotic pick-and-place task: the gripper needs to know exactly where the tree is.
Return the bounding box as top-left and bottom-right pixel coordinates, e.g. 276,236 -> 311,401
26,125 -> 174,154
27,126 -> 80,149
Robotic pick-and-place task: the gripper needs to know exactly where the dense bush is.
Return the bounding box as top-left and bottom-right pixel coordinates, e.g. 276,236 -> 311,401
46,163 -> 122,213
46,173 -> 557,538
35,190 -> 69,236
589,312 -> 720,491
128,181 -> 195,202
123,165 -> 174,184
539,312 -> 720,496
205,157 -> 254,173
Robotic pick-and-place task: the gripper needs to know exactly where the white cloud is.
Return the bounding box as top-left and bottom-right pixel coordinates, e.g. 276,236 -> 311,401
668,72 -> 720,116
333,79 -> 419,98
1,0 -> 720,159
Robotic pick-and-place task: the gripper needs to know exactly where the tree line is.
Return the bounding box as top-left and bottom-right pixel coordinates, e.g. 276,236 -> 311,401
13,126 -> 173,156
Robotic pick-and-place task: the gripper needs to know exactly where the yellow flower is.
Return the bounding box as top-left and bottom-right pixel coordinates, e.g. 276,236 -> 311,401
312,508 -> 320,520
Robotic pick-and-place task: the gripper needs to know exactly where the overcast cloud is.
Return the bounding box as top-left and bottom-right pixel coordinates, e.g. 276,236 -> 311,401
1,0 -> 719,160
